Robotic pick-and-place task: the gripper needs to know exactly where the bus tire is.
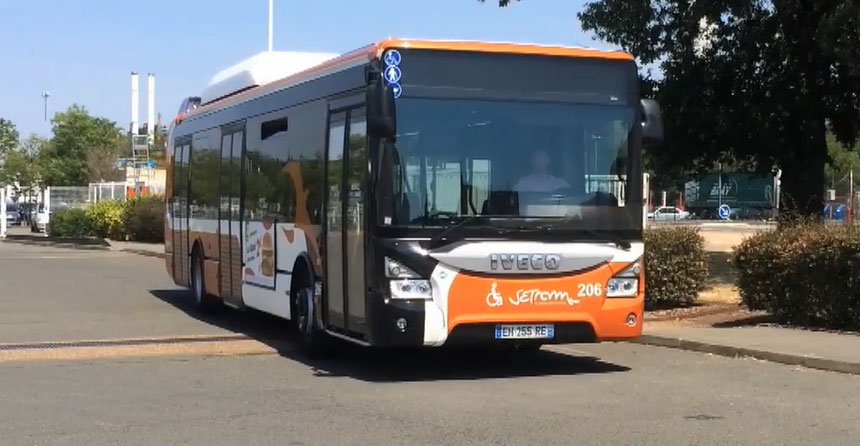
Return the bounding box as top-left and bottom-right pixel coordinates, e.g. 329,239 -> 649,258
291,265 -> 329,357
190,246 -> 217,313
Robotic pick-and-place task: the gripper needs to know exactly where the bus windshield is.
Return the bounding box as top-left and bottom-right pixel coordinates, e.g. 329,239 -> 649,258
386,97 -> 641,231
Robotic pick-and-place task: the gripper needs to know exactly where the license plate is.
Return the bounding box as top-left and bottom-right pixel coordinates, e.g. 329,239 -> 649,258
494,324 -> 555,340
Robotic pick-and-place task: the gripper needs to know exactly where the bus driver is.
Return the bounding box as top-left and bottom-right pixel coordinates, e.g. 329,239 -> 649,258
513,148 -> 570,193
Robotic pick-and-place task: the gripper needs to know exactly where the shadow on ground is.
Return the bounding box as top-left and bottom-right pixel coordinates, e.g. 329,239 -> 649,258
149,289 -> 631,382
711,314 -> 776,328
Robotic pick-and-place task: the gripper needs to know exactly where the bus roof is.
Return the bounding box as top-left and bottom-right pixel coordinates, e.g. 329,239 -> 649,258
180,39 -> 633,122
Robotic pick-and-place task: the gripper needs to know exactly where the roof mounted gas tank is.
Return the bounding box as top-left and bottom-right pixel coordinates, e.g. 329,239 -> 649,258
200,51 -> 338,105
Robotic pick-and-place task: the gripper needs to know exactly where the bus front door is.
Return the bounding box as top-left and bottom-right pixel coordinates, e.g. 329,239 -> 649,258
324,108 -> 368,336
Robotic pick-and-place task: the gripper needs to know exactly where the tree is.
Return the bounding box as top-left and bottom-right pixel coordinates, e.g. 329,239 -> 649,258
575,1 -> 860,217
39,105 -> 125,185
0,118 -> 18,157
0,134 -> 44,200
150,122 -> 168,167
0,149 -> 39,199
825,132 -> 860,190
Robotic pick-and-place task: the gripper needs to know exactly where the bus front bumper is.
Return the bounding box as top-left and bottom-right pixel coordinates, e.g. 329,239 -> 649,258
365,293 -> 643,348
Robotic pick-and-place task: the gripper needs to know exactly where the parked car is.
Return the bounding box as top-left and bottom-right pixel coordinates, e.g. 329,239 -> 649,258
18,202 -> 37,226
4,203 -> 21,226
647,206 -> 691,221
31,204 -> 49,233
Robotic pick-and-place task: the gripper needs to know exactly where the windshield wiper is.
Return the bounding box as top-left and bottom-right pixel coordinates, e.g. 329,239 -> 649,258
576,228 -> 632,250
428,215 -> 487,249
502,221 -> 632,251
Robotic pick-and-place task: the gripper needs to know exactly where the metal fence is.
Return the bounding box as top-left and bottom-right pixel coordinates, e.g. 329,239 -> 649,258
89,182 -> 127,203
47,186 -> 89,211
87,182 -> 166,204
824,171 -> 859,222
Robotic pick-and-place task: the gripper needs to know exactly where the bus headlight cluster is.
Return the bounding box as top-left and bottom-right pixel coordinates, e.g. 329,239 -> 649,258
385,257 -> 432,299
389,279 -> 433,300
606,278 -> 638,297
606,258 -> 641,298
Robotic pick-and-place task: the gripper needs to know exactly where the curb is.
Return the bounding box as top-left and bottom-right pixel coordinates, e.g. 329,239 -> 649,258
2,237 -> 109,250
633,334 -> 860,376
2,236 -> 165,259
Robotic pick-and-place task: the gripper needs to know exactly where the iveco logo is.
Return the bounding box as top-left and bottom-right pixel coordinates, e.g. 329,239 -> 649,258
489,254 -> 561,271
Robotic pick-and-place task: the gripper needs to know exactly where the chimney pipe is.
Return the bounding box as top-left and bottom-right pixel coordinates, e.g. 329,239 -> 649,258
131,72 -> 139,135
147,73 -> 155,139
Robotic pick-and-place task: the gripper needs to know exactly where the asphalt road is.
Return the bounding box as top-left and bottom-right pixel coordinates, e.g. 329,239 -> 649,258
1,241 -> 859,446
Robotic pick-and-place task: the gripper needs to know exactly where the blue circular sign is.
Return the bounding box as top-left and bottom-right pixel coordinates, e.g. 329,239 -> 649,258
384,65 -> 402,84
390,83 -> 402,99
383,49 -> 401,66
718,204 -> 732,220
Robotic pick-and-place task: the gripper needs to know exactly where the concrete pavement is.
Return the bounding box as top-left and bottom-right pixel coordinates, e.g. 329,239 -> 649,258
4,240 -> 860,444
0,242 -> 234,343
107,239 -> 166,258
2,343 -> 859,446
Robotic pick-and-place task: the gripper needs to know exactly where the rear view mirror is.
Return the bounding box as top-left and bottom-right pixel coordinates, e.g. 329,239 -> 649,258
367,77 -> 397,138
640,99 -> 664,145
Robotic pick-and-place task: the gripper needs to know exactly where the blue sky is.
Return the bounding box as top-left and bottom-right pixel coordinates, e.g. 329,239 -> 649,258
0,0 -> 615,138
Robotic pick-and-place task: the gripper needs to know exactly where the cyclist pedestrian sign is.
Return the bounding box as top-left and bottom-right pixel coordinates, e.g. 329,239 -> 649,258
383,49 -> 401,66
390,83 -> 402,99
718,204 -> 731,220
385,65 -> 402,84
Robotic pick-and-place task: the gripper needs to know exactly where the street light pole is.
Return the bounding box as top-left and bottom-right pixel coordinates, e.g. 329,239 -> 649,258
267,0 -> 274,52
718,162 -> 723,210
42,91 -> 50,122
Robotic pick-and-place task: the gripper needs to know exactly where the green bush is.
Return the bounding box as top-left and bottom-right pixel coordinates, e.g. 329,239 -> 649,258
85,200 -> 128,240
48,208 -> 93,239
734,224 -> 860,330
644,226 -> 709,309
124,195 -> 165,243
47,195 -> 164,243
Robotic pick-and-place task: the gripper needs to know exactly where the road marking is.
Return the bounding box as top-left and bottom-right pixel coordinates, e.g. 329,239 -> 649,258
0,334 -> 279,364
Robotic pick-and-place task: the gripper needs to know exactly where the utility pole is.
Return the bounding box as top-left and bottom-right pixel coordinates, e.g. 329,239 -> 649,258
718,162 -> 723,209
42,91 -> 50,122
267,0 -> 274,52
850,169 -> 854,223
1,189 -> 6,240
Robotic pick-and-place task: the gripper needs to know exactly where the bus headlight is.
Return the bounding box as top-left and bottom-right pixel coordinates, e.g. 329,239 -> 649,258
389,279 -> 433,300
606,259 -> 641,298
606,278 -> 638,297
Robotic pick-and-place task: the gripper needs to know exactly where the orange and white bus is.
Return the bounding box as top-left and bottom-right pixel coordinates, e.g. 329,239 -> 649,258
165,39 -> 664,353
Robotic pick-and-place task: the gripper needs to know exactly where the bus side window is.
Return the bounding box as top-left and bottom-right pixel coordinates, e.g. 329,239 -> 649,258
246,113 -> 295,223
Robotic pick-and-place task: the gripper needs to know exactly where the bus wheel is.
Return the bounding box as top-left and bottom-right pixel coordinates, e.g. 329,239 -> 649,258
293,279 -> 329,357
190,248 -> 217,313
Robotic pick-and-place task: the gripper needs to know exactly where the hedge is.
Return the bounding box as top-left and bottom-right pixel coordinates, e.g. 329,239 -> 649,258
49,195 -> 165,243
86,200 -> 127,240
47,208 -> 93,239
734,224 -> 860,330
644,226 -> 709,309
124,196 -> 165,243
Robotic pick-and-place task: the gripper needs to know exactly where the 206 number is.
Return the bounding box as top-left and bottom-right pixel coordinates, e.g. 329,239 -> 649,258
577,283 -> 603,297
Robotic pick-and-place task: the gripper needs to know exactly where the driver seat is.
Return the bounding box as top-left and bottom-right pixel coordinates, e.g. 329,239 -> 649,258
481,191 -> 520,216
